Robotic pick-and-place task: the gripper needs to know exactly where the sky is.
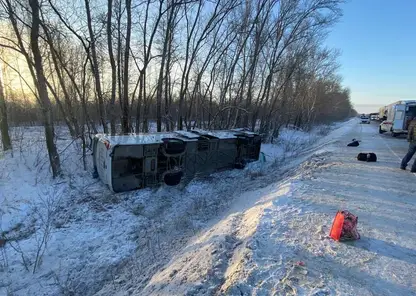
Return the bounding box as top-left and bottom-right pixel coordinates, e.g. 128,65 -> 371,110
325,0 -> 416,114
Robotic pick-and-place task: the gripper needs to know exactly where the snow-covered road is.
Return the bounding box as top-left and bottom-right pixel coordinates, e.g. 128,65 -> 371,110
130,121 -> 416,296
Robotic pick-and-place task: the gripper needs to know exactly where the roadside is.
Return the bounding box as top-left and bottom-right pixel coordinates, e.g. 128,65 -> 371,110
92,119 -> 358,295
0,121 -> 353,295
123,121 -> 416,295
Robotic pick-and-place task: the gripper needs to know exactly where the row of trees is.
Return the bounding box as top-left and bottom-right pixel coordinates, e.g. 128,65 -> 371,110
0,0 -> 354,178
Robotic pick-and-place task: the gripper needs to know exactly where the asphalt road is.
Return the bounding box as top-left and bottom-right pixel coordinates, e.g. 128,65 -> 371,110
357,120 -> 416,172
297,119 -> 416,295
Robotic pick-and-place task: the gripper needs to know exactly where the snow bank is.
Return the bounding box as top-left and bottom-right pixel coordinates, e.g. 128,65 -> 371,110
0,119 -> 356,295
0,126 -> 139,295
260,118 -> 357,163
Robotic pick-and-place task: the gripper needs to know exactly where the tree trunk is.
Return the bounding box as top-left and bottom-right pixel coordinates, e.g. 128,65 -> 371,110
85,0 -> 107,133
164,23 -> 173,132
156,2 -> 175,132
121,0 -> 131,134
135,73 -> 143,132
117,0 -> 123,128
0,68 -> 12,151
107,0 -> 117,135
29,0 -> 61,177
142,74 -> 148,133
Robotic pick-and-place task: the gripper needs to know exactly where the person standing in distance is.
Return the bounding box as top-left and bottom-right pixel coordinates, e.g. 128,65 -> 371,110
401,116 -> 416,173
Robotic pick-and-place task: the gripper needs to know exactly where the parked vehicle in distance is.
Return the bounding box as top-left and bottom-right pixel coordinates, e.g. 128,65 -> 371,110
379,100 -> 416,136
360,114 -> 371,124
379,106 -> 387,121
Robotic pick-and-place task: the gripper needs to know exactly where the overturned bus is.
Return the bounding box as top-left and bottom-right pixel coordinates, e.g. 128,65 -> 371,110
92,129 -> 261,192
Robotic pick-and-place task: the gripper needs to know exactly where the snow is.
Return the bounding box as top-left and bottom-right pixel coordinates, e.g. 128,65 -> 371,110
0,123 -> 255,295
97,132 -> 199,146
189,129 -> 237,139
174,130 -> 201,139
260,119 -> 354,162
0,126 -> 139,295
94,127 -> 259,147
2,118 -> 414,296
99,119 -> 415,296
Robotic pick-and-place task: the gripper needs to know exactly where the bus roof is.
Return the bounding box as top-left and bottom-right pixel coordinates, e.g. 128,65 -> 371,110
94,129 -> 259,146
94,132 -> 196,145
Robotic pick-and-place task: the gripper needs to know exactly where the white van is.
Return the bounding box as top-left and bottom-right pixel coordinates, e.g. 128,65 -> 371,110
379,101 -> 416,136
360,114 -> 370,124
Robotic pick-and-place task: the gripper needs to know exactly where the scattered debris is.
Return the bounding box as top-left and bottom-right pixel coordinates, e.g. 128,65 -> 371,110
347,139 -> 360,147
357,152 -> 377,162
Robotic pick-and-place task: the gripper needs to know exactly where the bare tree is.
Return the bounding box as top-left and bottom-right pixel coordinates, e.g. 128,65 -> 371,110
136,0 -> 166,132
0,0 -> 352,145
177,1 -> 239,130
121,0 -> 132,134
155,0 -> 180,132
29,0 -> 61,177
107,0 -> 117,135
85,0 -> 108,133
1,0 -> 62,175
0,63 -> 12,151
46,0 -> 98,133
42,23 -> 81,138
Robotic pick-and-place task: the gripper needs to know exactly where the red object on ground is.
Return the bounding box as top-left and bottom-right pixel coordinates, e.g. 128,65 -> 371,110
329,211 -> 344,241
329,210 -> 360,241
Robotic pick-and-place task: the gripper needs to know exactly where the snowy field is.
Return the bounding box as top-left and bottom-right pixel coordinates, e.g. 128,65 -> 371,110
2,119 -> 414,295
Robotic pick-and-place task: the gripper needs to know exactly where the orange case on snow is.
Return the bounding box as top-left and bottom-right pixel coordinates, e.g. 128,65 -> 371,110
329,211 -> 344,241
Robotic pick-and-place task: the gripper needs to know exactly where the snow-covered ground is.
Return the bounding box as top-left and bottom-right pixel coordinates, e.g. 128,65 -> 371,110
2,119 -> 414,296
0,122 -> 333,295
100,120 -> 415,296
